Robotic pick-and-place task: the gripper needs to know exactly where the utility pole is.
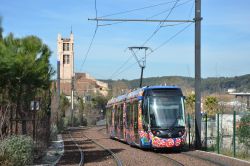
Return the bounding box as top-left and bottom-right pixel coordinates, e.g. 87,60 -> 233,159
89,0 -> 202,148
57,57 -> 60,128
128,47 -> 151,87
71,76 -> 74,127
195,0 -> 202,149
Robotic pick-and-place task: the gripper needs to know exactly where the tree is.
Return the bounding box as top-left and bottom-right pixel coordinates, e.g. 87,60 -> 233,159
238,113 -> 250,153
59,94 -> 70,118
0,17 -> 3,40
204,96 -> 219,117
185,93 -> 195,116
76,97 -> 87,126
0,30 -> 54,134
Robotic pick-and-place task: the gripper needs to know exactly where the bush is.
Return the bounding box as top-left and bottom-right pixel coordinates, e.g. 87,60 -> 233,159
238,114 -> 250,150
0,135 -> 34,166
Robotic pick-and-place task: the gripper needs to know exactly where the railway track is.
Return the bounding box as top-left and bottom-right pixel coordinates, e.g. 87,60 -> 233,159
61,126 -> 249,166
82,134 -> 123,166
96,127 -> 186,166
68,131 -> 84,166
65,127 -> 123,166
96,126 -> 223,166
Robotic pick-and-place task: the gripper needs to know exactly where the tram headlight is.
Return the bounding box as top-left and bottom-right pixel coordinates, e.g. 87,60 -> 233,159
152,130 -> 160,136
178,129 -> 185,136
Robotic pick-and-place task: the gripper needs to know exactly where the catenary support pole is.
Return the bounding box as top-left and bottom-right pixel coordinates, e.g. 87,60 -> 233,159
205,113 -> 208,151
217,113 -> 220,154
57,60 -> 60,127
140,67 -> 144,88
188,114 -> 191,149
194,0 -> 202,149
71,76 -> 74,127
233,111 -> 236,157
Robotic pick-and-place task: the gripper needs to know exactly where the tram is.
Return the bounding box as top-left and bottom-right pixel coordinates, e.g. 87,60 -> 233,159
106,86 -> 186,149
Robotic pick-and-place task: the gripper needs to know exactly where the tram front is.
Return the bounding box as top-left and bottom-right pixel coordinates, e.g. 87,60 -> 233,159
142,86 -> 186,149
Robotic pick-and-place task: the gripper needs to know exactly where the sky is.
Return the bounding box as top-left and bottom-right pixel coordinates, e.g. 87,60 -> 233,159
0,0 -> 250,80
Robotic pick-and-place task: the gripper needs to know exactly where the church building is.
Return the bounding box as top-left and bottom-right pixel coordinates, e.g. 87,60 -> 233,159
57,32 -> 108,97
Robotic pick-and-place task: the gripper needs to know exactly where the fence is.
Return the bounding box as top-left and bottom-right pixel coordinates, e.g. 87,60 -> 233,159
187,111 -> 250,160
7,106 -> 51,157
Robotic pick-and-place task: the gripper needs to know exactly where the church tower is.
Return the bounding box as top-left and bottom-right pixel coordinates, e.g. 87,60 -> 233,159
57,32 -> 74,83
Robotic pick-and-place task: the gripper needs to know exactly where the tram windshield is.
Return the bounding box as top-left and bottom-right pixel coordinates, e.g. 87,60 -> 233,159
147,96 -> 185,129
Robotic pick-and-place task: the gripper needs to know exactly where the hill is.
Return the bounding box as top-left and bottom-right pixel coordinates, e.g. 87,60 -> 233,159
100,74 -> 250,95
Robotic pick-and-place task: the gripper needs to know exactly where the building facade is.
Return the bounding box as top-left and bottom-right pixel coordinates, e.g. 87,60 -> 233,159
57,32 -> 74,83
57,32 -> 108,97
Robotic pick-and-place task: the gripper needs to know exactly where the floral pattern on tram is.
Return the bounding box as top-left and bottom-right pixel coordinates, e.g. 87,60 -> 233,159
138,130 -> 185,148
139,131 -> 151,147
151,136 -> 185,148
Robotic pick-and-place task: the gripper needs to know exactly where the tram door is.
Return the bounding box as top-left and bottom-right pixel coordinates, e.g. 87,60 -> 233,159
133,102 -> 139,144
118,105 -> 124,139
114,106 -> 118,137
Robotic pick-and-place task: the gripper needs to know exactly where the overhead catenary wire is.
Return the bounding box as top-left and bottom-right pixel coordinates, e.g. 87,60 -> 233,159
140,0 -> 181,47
97,0 -> 193,27
108,54 -> 133,79
98,0 -> 179,18
151,22 -> 193,53
187,0 -> 195,19
108,0 -> 185,79
80,0 -> 99,69
88,0 -> 194,80
111,22 -> 193,79
147,0 -> 193,20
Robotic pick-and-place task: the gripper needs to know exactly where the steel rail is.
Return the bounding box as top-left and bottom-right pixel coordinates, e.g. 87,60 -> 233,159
68,131 -> 84,166
96,126 -> 182,166
83,134 -> 123,166
157,153 -> 185,166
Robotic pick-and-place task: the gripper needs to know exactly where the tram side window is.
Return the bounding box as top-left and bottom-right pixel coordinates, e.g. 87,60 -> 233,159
133,101 -> 138,129
126,103 -> 131,128
142,98 -> 149,129
115,106 -> 119,128
119,105 -> 123,128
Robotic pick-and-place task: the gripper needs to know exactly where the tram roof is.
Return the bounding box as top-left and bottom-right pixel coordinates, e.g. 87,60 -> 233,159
107,85 -> 181,106
143,85 -> 180,90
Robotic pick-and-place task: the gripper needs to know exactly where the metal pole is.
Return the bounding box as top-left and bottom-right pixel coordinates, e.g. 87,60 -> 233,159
128,47 -> 150,88
71,76 -> 74,127
57,60 -> 60,127
217,113 -> 220,154
233,111 -> 236,157
194,0 -> 202,149
205,113 -> 208,151
88,18 -> 194,23
139,67 -> 144,88
188,114 -> 191,149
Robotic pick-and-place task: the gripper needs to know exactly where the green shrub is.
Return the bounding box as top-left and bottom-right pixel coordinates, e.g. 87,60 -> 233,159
238,114 -> 250,151
0,135 -> 34,166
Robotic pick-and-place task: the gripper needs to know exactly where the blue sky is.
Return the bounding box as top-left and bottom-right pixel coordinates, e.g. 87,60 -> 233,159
1,0 -> 250,80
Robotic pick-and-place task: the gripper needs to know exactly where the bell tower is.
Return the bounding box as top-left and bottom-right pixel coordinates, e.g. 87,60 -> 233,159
57,32 -> 74,83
